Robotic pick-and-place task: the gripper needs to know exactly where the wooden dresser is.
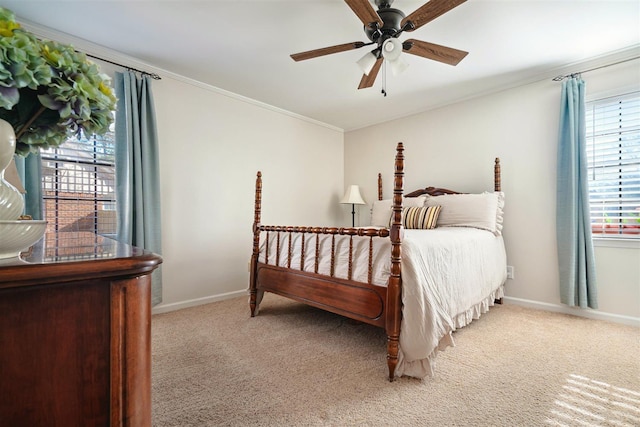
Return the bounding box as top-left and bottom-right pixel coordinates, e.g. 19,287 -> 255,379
0,232 -> 162,427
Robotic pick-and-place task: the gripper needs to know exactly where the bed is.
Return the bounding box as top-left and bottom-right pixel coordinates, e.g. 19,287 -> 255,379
249,143 -> 506,381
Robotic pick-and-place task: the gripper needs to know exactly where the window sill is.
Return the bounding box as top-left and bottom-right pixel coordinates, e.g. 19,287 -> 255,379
593,237 -> 640,249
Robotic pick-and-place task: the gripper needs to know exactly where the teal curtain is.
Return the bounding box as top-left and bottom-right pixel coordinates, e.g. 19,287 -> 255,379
14,152 -> 42,220
556,76 -> 597,309
115,71 -> 163,306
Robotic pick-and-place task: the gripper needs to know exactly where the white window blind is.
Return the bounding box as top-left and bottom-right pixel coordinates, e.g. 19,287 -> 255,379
586,91 -> 640,238
41,129 -> 116,239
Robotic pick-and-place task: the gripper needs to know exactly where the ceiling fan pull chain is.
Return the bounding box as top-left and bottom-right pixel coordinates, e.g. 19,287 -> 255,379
381,61 -> 387,97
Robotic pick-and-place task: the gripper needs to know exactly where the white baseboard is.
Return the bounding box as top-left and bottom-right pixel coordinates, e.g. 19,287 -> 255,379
152,292 -> 639,327
152,290 -> 247,315
503,296 -> 640,327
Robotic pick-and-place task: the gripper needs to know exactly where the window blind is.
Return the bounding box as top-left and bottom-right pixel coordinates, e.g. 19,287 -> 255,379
41,130 -> 116,239
586,91 -> 640,238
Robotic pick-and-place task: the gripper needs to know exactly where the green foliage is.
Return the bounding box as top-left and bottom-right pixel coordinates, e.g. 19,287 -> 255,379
0,7 -> 116,156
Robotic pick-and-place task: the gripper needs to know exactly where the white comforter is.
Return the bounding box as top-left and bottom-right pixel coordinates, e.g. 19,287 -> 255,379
258,227 -> 507,379
397,228 -> 506,378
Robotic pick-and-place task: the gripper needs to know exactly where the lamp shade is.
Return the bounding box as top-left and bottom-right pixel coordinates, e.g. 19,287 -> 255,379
388,57 -> 409,76
357,52 -> 378,76
341,185 -> 366,205
381,38 -> 402,62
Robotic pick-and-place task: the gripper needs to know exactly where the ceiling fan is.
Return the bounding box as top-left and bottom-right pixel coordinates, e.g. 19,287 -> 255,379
290,0 -> 469,90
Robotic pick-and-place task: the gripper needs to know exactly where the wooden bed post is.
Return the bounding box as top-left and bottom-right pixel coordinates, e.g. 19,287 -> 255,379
249,171 -> 262,317
494,158 -> 504,305
386,143 -> 404,381
378,173 -> 383,201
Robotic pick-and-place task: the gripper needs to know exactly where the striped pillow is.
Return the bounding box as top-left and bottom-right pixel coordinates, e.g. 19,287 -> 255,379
389,206 -> 442,229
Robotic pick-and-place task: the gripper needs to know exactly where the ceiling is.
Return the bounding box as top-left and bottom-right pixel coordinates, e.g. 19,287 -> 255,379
4,0 -> 640,131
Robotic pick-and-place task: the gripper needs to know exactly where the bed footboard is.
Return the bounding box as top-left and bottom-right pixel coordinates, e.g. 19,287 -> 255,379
250,143 -> 406,381
252,224 -> 391,325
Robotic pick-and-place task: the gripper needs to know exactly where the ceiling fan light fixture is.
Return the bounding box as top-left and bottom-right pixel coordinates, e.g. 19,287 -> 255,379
381,38 -> 402,62
357,51 -> 378,75
388,57 -> 409,76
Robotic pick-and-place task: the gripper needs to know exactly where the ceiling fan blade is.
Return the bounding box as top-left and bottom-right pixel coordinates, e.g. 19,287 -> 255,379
291,42 -> 367,62
403,39 -> 468,66
401,0 -> 467,32
358,57 -> 383,89
345,0 -> 383,28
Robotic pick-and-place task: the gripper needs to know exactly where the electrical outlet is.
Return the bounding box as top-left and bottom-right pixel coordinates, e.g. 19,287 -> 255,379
506,265 -> 514,280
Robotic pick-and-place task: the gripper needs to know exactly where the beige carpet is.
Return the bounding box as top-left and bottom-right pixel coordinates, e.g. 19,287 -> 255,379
152,294 -> 640,427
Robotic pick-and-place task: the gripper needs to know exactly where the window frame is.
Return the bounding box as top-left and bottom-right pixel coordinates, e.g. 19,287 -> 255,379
585,89 -> 640,243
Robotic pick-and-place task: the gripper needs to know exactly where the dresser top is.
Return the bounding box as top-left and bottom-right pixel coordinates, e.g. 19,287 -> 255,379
0,232 -> 162,288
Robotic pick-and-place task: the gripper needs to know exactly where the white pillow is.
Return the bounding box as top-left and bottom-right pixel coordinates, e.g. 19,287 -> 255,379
370,196 -> 426,227
424,192 -> 504,235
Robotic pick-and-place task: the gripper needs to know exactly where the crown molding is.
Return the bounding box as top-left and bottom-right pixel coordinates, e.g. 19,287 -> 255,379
18,19 -> 344,134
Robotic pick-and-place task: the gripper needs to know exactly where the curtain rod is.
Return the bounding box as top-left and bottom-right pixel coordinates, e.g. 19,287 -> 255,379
85,53 -> 162,80
552,56 -> 639,81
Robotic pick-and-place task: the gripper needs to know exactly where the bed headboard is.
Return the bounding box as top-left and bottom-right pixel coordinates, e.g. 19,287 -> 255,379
377,158 -> 501,201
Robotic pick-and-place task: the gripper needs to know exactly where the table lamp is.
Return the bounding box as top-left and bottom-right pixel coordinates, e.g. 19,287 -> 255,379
340,185 -> 366,227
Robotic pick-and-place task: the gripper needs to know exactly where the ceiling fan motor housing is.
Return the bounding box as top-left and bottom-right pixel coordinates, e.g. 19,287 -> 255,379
364,7 -> 406,45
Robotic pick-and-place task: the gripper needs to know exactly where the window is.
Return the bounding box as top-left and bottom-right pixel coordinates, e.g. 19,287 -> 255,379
41,128 -> 116,239
586,91 -> 640,238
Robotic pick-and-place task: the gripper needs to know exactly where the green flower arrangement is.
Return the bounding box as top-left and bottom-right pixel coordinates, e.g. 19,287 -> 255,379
0,7 -> 116,156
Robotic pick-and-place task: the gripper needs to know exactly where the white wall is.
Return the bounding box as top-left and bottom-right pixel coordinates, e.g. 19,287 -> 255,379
21,16 -> 345,313
344,59 -> 640,322
152,77 -> 344,311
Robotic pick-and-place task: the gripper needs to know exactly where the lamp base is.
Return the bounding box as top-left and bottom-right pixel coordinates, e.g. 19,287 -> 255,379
351,203 -> 356,228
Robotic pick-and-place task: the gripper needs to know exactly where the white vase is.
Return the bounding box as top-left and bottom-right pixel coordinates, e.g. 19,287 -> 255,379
0,118 -> 25,220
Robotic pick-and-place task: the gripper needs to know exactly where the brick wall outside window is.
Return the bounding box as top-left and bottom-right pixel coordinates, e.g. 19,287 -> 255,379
41,131 -> 116,238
